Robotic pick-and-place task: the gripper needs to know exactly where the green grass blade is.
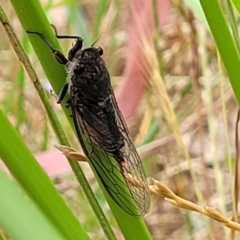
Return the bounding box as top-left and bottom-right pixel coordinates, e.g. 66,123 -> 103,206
0,109 -> 89,240
231,0 -> 240,14
92,0 -> 108,39
0,169 -> 66,240
9,0 -> 67,96
0,233 -> 5,240
199,0 -> 240,105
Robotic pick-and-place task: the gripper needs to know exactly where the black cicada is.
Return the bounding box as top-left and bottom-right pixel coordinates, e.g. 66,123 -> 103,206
27,27 -> 150,216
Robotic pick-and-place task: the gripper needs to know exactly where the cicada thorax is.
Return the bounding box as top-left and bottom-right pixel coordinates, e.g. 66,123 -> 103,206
69,49 -> 126,163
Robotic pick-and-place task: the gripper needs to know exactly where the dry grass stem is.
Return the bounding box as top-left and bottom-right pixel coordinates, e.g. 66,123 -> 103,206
142,38 -> 190,161
124,173 -> 147,189
141,36 -> 203,203
54,145 -> 87,162
150,179 -> 240,231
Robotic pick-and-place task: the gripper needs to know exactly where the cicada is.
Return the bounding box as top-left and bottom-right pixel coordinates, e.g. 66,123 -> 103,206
27,27 -> 150,216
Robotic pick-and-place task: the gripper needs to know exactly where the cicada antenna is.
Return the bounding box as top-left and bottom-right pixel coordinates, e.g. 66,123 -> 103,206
91,33 -> 103,47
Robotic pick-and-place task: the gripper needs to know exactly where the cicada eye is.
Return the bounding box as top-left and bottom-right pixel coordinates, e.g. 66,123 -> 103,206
95,47 -> 103,56
74,64 -> 85,75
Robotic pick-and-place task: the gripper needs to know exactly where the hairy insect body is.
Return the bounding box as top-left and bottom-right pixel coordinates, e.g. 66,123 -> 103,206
27,29 -> 150,216
69,49 -> 125,162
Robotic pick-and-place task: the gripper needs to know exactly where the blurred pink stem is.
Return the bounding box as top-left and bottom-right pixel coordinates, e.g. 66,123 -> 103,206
115,0 -> 170,120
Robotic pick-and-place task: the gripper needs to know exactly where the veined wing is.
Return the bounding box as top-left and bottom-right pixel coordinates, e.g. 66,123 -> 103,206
109,87 -> 151,215
70,88 -> 150,216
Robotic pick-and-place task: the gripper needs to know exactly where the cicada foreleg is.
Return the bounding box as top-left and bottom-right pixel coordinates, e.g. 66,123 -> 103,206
27,29 -> 74,104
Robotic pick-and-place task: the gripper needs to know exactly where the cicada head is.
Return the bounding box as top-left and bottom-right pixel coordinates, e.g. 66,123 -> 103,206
78,46 -> 104,61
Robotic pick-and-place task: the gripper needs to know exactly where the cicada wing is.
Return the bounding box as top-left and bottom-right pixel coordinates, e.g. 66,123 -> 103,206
109,88 -> 151,216
70,93 -> 145,216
